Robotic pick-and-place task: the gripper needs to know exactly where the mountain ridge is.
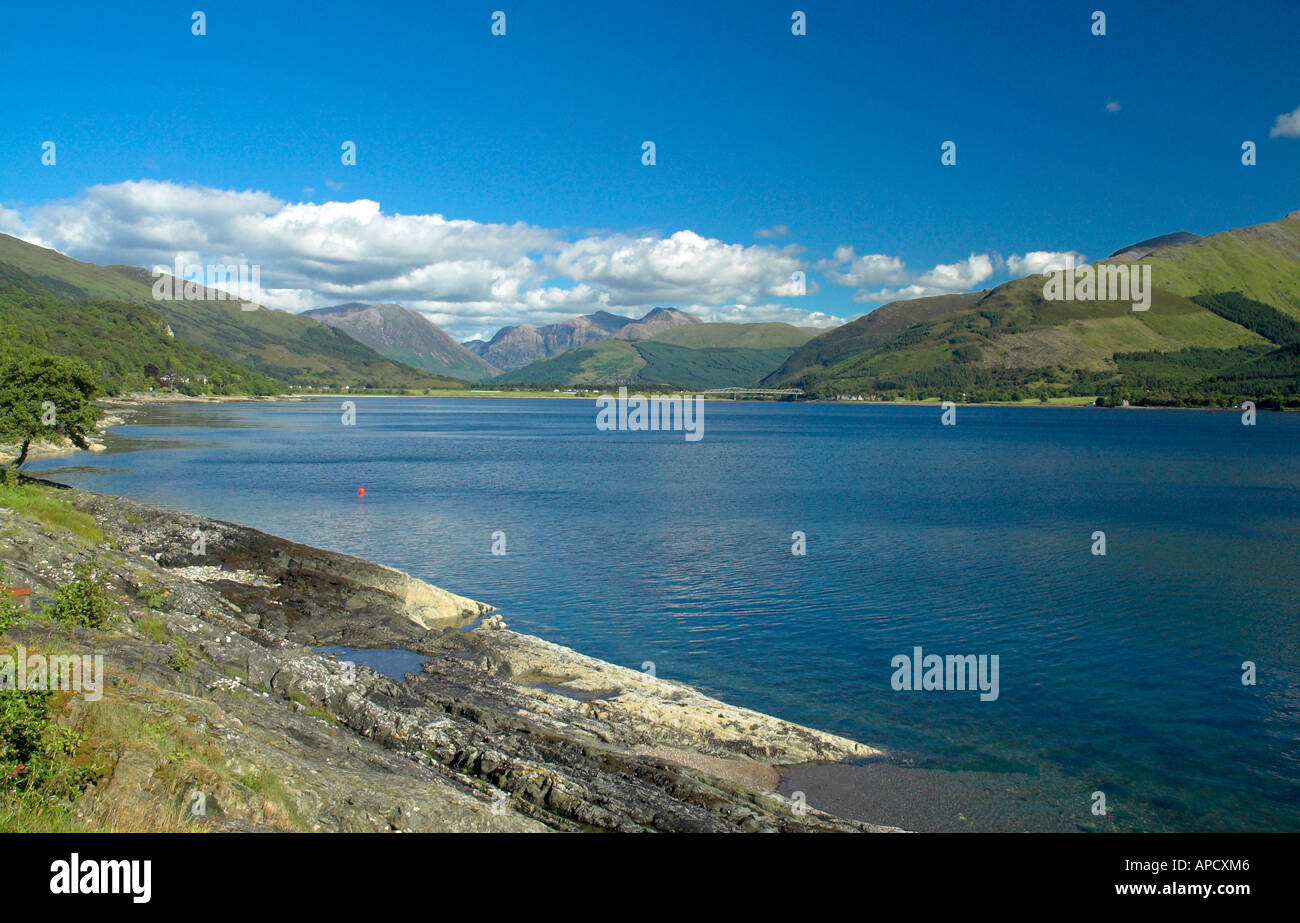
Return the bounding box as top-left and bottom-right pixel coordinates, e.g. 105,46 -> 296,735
303,302 -> 500,382
762,211 -> 1300,407
469,307 -> 699,370
0,233 -> 466,391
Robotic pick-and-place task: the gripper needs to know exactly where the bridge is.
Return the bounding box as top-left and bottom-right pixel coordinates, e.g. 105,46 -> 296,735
701,388 -> 804,399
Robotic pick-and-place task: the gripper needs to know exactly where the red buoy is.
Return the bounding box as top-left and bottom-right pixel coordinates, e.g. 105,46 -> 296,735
357,487 -> 365,497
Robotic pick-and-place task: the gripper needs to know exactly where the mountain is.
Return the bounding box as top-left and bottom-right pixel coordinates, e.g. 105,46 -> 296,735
610,307 -> 700,341
763,212 -> 1300,407
644,321 -> 820,350
471,307 -> 698,370
0,234 -> 467,392
303,302 -> 500,382
496,322 -> 817,388
1109,231 -> 1203,261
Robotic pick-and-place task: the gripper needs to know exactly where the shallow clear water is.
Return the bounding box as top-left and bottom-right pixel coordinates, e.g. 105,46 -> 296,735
315,646 -> 428,681
30,397 -> 1300,831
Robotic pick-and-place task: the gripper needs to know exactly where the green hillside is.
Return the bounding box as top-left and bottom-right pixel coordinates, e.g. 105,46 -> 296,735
109,266 -> 465,391
0,286 -> 282,395
647,321 -> 816,349
764,212 -> 1300,408
0,235 -> 155,303
495,340 -> 645,386
495,324 -> 810,389
0,235 -> 466,392
1140,212 -> 1300,318
634,342 -> 805,388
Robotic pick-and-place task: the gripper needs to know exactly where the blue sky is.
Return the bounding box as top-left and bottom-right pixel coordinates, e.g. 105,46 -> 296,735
2,0 -> 1299,338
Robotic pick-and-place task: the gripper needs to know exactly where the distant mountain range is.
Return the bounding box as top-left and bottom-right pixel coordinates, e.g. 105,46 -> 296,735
5,209 -> 1300,406
495,322 -> 818,388
466,307 -> 699,370
303,302 -> 500,383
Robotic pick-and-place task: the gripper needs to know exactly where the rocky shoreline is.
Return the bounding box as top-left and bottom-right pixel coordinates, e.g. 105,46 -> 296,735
1,477 -> 899,832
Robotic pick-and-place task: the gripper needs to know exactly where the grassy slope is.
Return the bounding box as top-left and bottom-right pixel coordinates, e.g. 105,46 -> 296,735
762,292 -> 986,385
648,322 -> 817,349
381,349 -> 493,382
1141,212 -> 1300,318
495,326 -> 806,389
0,235 -> 464,391
495,340 -> 645,385
632,342 -> 802,388
0,284 -> 283,395
764,213 -> 1300,405
110,266 -> 464,390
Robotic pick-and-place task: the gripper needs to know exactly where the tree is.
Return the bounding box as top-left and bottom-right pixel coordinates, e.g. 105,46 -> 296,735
0,348 -> 101,470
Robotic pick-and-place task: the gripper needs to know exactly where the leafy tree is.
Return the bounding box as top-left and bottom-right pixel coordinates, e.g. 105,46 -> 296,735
0,348 -> 101,470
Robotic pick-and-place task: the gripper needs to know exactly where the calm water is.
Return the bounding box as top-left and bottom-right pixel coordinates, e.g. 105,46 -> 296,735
30,398 -> 1300,831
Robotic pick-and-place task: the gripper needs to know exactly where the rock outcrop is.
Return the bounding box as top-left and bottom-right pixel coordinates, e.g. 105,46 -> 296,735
0,481 -> 896,832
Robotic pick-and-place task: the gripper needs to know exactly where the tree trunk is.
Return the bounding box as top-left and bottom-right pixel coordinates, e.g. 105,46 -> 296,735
14,439 -> 30,469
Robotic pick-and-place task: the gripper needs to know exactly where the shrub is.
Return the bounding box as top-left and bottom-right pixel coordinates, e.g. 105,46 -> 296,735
49,563 -> 118,629
0,690 -> 95,799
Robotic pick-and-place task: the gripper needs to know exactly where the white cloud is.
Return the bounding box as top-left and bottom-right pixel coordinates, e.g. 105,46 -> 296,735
816,247 -> 909,287
1006,250 -> 1086,276
915,253 -> 995,291
1105,100 -> 1122,113
3,180 -> 821,339
820,247 -> 996,304
755,224 -> 791,239
1269,105 -> 1300,138
550,230 -> 805,306
850,283 -> 955,304
696,303 -> 842,328
823,244 -> 1086,306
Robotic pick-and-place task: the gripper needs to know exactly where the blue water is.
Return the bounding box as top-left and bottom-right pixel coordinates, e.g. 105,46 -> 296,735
316,646 -> 428,681
30,397 -> 1300,831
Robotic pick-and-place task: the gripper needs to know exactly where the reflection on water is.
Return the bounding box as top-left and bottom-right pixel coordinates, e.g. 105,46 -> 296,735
30,397 -> 1300,831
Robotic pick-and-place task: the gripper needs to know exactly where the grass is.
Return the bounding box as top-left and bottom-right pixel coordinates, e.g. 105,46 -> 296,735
288,690 -> 335,723
136,613 -> 167,643
137,584 -> 167,610
240,769 -> 308,830
1,682 -> 312,832
649,322 -> 817,349
0,480 -> 103,543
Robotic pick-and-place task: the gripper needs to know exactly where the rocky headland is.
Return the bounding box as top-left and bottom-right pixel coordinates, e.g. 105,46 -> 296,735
0,477 -> 898,832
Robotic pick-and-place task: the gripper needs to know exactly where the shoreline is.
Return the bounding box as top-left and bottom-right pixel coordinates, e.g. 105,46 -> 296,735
6,401 -> 1144,832
93,388 -> 1273,415
1,474 -> 903,832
